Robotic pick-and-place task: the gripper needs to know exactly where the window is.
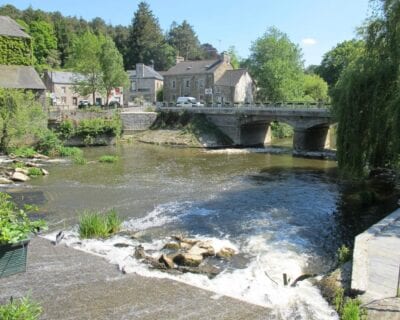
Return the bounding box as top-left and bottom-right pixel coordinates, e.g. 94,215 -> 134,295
171,80 -> 176,89
61,96 -> 67,104
131,81 -> 136,91
185,80 -> 190,88
199,79 -> 204,88
61,86 -> 66,94
195,80 -> 199,88
216,86 -> 221,94
72,97 -> 78,106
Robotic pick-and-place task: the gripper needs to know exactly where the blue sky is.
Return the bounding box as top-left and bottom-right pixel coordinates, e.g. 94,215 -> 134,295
0,0 -> 371,66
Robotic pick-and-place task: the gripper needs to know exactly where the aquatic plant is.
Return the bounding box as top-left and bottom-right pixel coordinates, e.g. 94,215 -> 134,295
337,245 -> 352,265
72,155 -> 87,165
98,155 -> 118,163
10,147 -> 37,158
78,209 -> 121,239
0,296 -> 42,320
341,298 -> 366,320
27,167 -> 43,177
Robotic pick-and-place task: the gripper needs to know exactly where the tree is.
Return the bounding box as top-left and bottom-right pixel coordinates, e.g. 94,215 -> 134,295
201,43 -> 218,59
303,74 -> 329,102
67,31 -> 104,104
316,40 -> 364,87
111,25 -> 130,69
333,0 -> 400,176
127,2 -> 174,70
28,20 -> 59,67
227,46 -> 240,69
248,27 -> 304,102
167,20 -> 203,60
100,37 -> 129,105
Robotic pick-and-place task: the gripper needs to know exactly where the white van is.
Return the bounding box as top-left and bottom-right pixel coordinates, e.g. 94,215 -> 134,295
176,97 -> 204,107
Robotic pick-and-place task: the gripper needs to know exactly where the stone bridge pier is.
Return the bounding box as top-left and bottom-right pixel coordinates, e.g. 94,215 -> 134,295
206,113 -> 333,152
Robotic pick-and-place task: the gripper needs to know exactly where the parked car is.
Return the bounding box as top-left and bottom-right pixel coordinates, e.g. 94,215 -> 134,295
176,97 -> 204,107
78,100 -> 89,108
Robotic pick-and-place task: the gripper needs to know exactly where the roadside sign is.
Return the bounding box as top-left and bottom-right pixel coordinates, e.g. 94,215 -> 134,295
205,88 -> 213,95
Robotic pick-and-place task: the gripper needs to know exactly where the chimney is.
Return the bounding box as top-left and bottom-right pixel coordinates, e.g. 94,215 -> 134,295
220,52 -> 231,65
150,60 -> 155,70
176,56 -> 184,65
136,63 -> 144,78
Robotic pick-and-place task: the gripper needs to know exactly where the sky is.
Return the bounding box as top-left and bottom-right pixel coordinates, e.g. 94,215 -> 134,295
0,0 -> 372,66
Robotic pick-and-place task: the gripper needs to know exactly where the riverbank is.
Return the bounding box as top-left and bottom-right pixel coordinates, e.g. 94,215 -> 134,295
0,237 -> 271,320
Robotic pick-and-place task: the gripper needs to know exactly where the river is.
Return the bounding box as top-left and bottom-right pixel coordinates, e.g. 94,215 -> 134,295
6,143 -> 397,319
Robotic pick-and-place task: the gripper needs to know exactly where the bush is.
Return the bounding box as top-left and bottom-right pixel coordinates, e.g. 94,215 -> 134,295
27,167 -> 43,177
0,192 -> 47,244
338,245 -> 352,265
35,130 -> 62,156
10,147 -> 37,158
342,299 -> 365,320
99,155 -> 118,163
0,296 -> 42,320
271,121 -> 294,139
57,146 -> 82,158
76,116 -> 122,139
58,119 -> 75,140
78,209 -> 121,239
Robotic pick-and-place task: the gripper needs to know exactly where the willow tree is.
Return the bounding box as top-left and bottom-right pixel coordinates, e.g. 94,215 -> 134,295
333,0 -> 400,176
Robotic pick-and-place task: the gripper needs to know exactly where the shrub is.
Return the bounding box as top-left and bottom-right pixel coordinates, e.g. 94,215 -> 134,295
338,245 -> 352,265
57,146 -> 82,158
271,121 -> 294,139
27,167 -> 43,177
10,147 -> 37,158
78,209 -> 121,239
58,120 -> 75,140
0,296 -> 42,320
35,130 -> 62,156
99,155 -> 118,163
342,298 -> 365,320
0,192 -> 47,244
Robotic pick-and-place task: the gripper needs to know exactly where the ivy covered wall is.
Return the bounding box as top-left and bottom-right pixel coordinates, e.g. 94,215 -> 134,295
0,36 -> 32,65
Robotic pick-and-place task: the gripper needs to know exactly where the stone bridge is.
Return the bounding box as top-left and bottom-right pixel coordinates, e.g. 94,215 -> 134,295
157,104 -> 335,151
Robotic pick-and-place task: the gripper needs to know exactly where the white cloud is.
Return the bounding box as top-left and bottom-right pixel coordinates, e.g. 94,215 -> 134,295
301,38 -> 317,46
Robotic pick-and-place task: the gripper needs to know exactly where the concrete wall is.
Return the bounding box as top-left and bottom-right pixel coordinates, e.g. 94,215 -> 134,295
121,112 -> 157,134
352,209 -> 400,300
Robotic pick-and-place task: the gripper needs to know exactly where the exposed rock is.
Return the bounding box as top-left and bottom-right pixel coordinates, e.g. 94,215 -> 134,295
163,242 -> 180,250
172,235 -> 184,242
196,241 -> 216,257
0,177 -> 12,184
180,242 -> 193,250
10,171 -> 30,182
216,247 -> 236,259
134,245 -> 146,259
182,238 -> 199,245
188,244 -> 215,257
159,254 -> 175,269
173,253 -> 203,267
15,167 -> 29,175
33,154 -> 50,160
25,162 -> 40,168
290,274 -> 317,287
41,168 -> 49,175
114,243 -> 131,248
177,264 -> 221,278
317,261 -> 352,303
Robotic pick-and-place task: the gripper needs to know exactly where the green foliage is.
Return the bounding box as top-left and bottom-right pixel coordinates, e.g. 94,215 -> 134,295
156,87 -> 163,102
75,116 -> 122,139
10,147 -> 37,158
35,130 -> 62,156
127,2 -> 176,70
227,46 -> 241,69
337,245 -> 352,264
248,27 -> 304,102
342,299 -> 366,320
99,155 -> 118,163
167,20 -> 202,60
72,155 -> 87,165
0,192 -> 47,245
27,167 -> 43,177
57,146 -> 82,158
0,35 -> 32,65
271,122 -> 294,139
303,74 -> 329,102
316,40 -> 364,87
0,89 -> 47,153
58,119 -> 75,140
78,209 -> 121,239
334,287 -> 345,314
28,20 -> 59,67
0,296 -> 42,320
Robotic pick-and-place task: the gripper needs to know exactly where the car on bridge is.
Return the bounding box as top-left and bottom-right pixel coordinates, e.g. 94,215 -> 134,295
176,97 -> 204,107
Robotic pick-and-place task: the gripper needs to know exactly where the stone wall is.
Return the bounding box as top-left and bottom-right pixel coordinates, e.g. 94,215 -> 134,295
121,112 -> 158,134
352,209 -> 400,301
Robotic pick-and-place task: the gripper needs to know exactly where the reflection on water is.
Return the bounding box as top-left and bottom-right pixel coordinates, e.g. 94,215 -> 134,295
4,143 -> 397,319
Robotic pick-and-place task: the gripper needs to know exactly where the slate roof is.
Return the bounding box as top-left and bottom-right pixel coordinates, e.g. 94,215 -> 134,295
215,69 -> 248,87
0,65 -> 46,89
45,70 -> 85,84
127,65 -> 163,80
0,16 -> 30,38
163,59 -> 222,76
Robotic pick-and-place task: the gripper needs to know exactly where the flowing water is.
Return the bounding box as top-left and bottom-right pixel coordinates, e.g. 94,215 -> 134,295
5,143 -> 397,319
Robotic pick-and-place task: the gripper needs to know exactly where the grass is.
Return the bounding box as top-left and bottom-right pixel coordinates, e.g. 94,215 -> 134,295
0,296 -> 42,320
10,147 -> 37,158
57,146 -> 82,158
72,155 -> 87,165
342,299 -> 366,320
78,209 -> 121,239
27,167 -> 43,177
338,245 -> 352,265
98,155 -> 118,163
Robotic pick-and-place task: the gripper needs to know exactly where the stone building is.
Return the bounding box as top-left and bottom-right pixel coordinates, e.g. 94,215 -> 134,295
125,63 -> 163,105
0,16 -> 46,101
43,70 -> 123,109
163,53 -> 254,104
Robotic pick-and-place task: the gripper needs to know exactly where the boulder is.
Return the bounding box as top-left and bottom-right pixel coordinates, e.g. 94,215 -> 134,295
10,171 -> 30,182
188,244 -> 215,257
0,177 -> 12,184
33,154 -> 50,160
173,253 -> 203,267
41,168 -> 49,175
159,254 -> 175,269
216,247 -> 236,259
134,245 -> 146,259
25,162 -> 40,168
180,242 -> 193,250
177,264 -> 221,278
182,238 -> 199,245
163,242 -> 180,250
15,167 -> 29,175
196,241 -> 216,257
